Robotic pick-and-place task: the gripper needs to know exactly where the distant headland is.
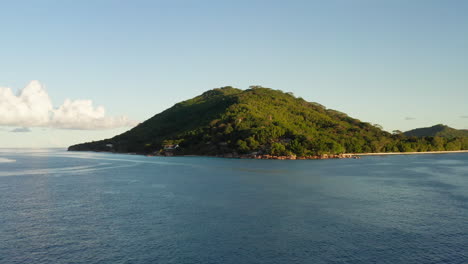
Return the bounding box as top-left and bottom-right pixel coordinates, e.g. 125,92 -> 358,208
68,86 -> 468,159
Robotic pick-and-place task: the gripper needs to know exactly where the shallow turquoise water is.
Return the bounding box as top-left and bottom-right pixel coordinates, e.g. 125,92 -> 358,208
0,149 -> 467,263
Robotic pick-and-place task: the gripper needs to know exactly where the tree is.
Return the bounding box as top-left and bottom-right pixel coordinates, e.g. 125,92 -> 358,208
246,137 -> 260,150
270,143 -> 287,156
236,140 -> 250,153
288,139 -> 305,156
431,137 -> 445,151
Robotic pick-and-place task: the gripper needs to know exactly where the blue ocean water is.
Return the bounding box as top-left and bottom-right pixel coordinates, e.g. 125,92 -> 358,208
0,149 -> 466,264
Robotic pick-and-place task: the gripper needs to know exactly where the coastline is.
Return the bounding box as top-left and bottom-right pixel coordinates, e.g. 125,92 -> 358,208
353,150 -> 468,156
68,149 -> 468,160
167,150 -> 468,159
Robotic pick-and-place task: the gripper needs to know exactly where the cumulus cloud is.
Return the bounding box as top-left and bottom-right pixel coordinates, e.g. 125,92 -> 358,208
404,117 -> 416,120
0,80 -> 52,127
10,127 -> 31,133
0,81 -> 138,130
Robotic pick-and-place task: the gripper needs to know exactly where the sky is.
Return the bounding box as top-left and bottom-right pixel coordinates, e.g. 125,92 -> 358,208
1,0 -> 467,148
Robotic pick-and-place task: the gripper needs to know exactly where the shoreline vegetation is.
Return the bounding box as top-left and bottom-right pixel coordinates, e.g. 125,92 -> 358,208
71,150 -> 468,160
158,150 -> 468,160
166,153 -> 360,160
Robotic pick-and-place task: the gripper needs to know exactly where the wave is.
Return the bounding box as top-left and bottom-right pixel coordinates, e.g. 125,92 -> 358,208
0,162 -> 138,177
0,158 -> 16,163
29,151 -> 205,168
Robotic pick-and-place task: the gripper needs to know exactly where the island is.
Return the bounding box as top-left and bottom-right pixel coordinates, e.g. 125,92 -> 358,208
68,86 -> 468,159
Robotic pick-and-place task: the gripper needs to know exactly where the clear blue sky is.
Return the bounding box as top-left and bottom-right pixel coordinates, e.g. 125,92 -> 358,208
1,0 -> 467,147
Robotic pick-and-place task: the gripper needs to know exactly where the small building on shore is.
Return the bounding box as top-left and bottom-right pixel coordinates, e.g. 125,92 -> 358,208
163,144 -> 179,150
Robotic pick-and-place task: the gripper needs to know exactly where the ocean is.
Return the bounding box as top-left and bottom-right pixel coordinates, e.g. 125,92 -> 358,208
0,149 -> 466,264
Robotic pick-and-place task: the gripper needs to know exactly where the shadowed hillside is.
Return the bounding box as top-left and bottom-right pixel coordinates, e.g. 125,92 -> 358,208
404,124 -> 468,138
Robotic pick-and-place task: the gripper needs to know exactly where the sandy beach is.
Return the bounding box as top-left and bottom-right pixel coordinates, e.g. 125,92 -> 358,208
354,150 -> 468,156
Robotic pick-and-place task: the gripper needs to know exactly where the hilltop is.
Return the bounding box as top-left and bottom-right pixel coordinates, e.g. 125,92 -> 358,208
404,124 -> 468,138
68,86 -> 468,157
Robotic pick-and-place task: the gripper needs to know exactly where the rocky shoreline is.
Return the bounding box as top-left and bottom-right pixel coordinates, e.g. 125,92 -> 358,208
159,150 -> 468,159
71,149 -> 468,160
218,153 -> 360,160
158,152 -> 360,160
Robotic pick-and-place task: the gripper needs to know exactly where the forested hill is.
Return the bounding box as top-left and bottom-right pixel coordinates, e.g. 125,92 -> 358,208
68,86 -> 468,156
404,124 -> 468,138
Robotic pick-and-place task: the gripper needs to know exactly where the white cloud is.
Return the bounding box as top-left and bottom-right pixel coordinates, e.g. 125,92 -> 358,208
0,80 -> 52,127
0,80 -> 138,130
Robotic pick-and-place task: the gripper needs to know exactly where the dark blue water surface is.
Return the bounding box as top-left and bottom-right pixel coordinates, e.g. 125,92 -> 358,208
0,149 -> 466,264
